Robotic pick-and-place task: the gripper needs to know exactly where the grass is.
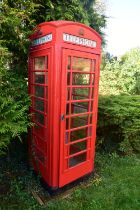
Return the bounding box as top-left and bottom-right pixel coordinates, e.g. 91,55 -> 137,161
0,142 -> 140,210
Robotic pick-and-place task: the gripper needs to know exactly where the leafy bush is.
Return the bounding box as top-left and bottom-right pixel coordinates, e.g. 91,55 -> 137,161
0,47 -> 30,155
97,95 -> 140,154
100,48 -> 140,95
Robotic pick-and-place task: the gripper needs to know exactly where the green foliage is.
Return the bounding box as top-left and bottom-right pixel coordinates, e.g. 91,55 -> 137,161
0,46 -> 30,154
100,48 -> 140,95
98,48 -> 140,154
97,95 -> 140,154
0,0 -> 106,77
0,0 -> 38,76
32,0 -> 106,36
0,0 -> 106,153
120,48 -> 140,94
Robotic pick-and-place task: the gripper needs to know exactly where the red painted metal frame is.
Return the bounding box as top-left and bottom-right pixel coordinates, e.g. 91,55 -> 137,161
59,49 -> 99,186
28,21 -> 101,189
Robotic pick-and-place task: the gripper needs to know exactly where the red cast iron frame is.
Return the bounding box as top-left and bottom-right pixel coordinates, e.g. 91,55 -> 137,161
28,21 -> 102,189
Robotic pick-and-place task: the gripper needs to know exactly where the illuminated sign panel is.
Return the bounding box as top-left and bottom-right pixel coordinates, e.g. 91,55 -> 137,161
32,34 -> 52,46
63,33 -> 96,48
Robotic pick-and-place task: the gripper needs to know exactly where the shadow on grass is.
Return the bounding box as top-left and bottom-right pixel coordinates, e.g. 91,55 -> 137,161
0,138 -> 140,210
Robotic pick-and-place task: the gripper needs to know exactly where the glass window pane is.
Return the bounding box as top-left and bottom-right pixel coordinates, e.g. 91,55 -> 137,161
66,118 -> 69,130
34,73 -> 45,84
46,72 -> 48,84
72,88 -> 90,100
46,86 -> 48,99
70,141 -> 87,155
67,56 -> 71,70
35,57 -> 45,70
90,101 -> 93,112
91,74 -> 95,85
67,72 -> 71,85
34,86 -> 44,98
71,115 -> 88,128
67,88 -> 70,101
71,102 -> 89,114
90,114 -> 92,124
46,56 -> 48,69
65,131 -> 69,144
69,153 -> 86,167
34,146 -> 45,164
72,73 -> 90,85
72,57 -> 91,72
35,112 -> 44,125
70,127 -> 89,141
33,124 -> 46,139
88,126 -> 92,136
92,60 -> 95,71
66,103 -> 70,115
34,99 -> 44,112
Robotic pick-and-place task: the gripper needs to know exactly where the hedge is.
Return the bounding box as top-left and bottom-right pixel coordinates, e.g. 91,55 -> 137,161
97,95 -> 140,154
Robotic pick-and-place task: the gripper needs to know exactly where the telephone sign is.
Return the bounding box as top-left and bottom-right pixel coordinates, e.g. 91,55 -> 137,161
63,33 -> 97,48
32,33 -> 52,46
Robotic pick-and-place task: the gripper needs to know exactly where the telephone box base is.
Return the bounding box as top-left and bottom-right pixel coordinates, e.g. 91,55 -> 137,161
40,172 -> 94,196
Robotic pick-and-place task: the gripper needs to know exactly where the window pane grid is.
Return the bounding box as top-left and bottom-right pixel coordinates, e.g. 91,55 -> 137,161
31,55 -> 48,127
68,58 -> 72,144
65,55 -> 95,168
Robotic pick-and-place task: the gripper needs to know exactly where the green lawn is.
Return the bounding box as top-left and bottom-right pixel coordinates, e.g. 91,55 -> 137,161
0,151 -> 140,210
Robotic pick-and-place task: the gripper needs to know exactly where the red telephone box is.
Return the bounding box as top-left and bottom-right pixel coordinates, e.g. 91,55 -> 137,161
28,21 -> 101,190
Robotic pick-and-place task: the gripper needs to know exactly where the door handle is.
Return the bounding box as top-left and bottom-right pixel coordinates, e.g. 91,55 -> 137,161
61,114 -> 65,121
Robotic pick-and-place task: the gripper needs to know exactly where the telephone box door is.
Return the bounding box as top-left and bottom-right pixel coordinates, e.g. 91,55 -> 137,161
59,49 -> 99,187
